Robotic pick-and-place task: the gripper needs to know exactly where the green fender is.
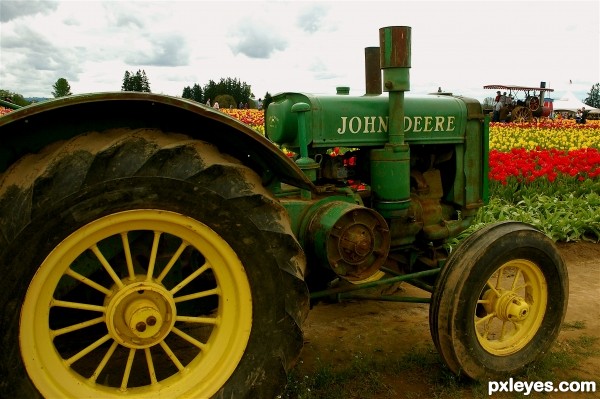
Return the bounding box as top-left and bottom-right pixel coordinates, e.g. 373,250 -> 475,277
0,92 -> 314,190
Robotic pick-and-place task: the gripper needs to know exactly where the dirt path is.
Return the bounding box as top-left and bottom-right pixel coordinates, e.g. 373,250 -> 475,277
295,242 -> 600,398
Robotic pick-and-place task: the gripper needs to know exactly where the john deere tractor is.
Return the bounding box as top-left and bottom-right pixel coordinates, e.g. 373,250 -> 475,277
0,26 -> 567,398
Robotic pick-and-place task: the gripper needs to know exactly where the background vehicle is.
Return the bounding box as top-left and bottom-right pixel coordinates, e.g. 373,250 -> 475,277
0,26 -> 568,398
484,83 -> 554,122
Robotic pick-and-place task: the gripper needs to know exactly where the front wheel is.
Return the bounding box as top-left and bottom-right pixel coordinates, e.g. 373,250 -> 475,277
429,222 -> 568,379
0,130 -> 308,398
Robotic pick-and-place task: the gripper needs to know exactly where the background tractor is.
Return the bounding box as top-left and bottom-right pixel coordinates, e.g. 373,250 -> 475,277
0,26 -> 568,398
484,83 -> 554,122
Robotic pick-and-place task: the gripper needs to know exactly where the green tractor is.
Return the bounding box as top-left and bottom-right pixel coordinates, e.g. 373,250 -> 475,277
0,26 -> 567,398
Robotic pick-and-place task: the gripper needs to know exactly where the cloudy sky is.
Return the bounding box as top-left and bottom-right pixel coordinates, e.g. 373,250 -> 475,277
1,0 -> 598,103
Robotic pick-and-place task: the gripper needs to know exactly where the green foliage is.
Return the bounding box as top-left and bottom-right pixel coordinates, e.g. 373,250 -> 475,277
121,70 -> 151,92
446,178 -> 600,251
263,92 -> 273,110
214,94 -> 236,109
182,83 -> 203,102
282,353 -> 395,399
479,178 -> 599,243
52,78 -> 72,98
584,83 -> 600,109
201,77 -> 251,106
0,89 -> 30,106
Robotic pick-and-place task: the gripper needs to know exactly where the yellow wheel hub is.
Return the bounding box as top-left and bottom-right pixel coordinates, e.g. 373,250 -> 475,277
105,281 -> 176,348
19,210 -> 252,398
475,259 -> 547,356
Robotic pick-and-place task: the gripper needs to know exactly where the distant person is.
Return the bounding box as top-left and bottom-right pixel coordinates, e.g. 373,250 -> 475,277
495,91 -> 501,103
499,92 -> 507,104
206,99 -> 211,107
493,99 -> 503,122
213,101 -> 220,110
576,107 -> 587,124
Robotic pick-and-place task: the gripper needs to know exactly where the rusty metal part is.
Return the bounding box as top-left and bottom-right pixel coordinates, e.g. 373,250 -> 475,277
364,47 -> 382,95
306,201 -> 390,282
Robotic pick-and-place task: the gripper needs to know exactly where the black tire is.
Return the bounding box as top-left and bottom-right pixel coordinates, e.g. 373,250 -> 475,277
0,129 -> 309,398
429,222 -> 568,379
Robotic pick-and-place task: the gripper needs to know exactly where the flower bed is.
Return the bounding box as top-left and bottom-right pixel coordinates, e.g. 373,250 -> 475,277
485,119 -> 600,242
489,120 -> 600,151
220,108 -> 265,134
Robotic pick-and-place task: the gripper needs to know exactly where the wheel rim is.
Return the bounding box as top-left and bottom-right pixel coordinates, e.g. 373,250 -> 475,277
20,210 -> 252,398
529,97 -> 540,111
474,259 -> 547,356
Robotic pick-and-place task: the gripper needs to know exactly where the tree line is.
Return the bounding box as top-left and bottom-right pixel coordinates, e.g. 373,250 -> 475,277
5,73 -> 598,111
1,69 -> 274,109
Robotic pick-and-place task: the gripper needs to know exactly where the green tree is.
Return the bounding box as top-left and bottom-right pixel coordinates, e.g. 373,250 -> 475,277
191,84 -> 203,102
263,92 -> 273,111
202,78 -> 251,107
52,78 -> 72,98
584,83 -> 600,108
121,70 -> 151,92
182,83 -> 203,102
182,86 -> 192,99
0,89 -> 30,106
214,94 -> 236,109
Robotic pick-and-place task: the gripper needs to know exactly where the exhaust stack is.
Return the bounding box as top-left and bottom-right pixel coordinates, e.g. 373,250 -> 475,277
365,47 -> 382,95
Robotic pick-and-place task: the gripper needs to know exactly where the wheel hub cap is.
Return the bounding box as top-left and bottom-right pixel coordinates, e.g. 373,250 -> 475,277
494,291 -> 530,322
105,280 -> 176,348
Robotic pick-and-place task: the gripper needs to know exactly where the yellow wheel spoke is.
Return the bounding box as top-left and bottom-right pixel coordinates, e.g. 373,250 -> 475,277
157,241 -> 189,283
51,316 -> 105,338
120,348 -> 136,391
146,232 -> 162,281
513,283 -> 529,292
170,262 -> 211,296
174,287 -> 219,303
495,266 -> 504,289
66,334 -> 112,365
159,340 -> 185,371
478,317 -> 493,340
20,209 -> 254,397
89,341 -> 118,383
91,245 -> 124,289
485,280 -> 501,297
172,326 -> 207,350
120,232 -> 136,280
51,299 -> 105,313
499,321 -> 508,341
176,315 -> 218,325
512,320 -> 523,332
511,268 -> 522,291
64,268 -> 112,295
477,299 -> 490,304
475,312 -> 496,326
144,348 -> 158,385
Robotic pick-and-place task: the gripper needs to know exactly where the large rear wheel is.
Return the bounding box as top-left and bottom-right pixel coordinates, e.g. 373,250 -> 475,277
0,129 -> 308,398
429,222 -> 568,379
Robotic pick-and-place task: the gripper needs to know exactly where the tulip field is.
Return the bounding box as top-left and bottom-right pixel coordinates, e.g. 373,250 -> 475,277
484,120 -> 600,242
2,106 -> 599,242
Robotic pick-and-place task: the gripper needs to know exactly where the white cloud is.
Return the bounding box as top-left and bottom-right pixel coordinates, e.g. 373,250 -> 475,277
0,0 -> 58,22
0,1 -> 598,102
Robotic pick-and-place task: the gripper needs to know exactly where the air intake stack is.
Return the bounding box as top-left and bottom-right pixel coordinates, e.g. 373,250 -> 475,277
370,26 -> 412,218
